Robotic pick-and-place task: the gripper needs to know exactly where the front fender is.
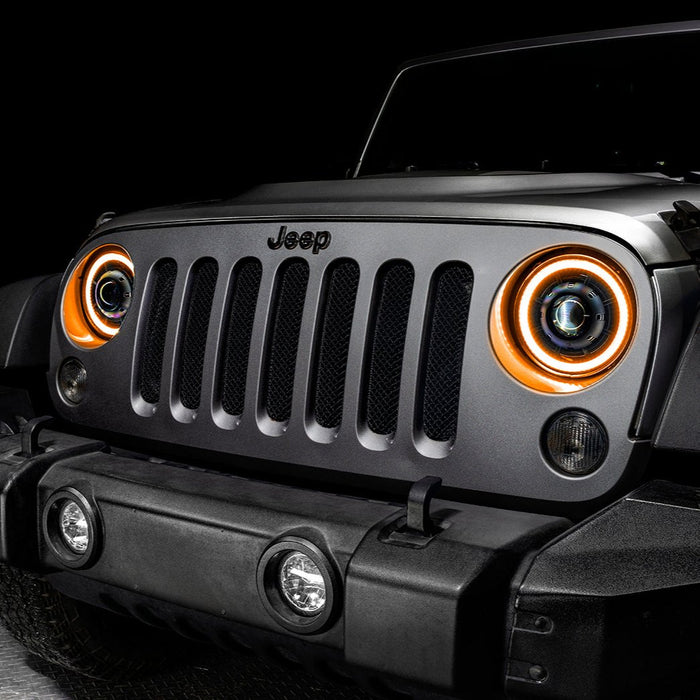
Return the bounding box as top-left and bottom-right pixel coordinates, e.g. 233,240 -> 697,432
0,274 -> 60,369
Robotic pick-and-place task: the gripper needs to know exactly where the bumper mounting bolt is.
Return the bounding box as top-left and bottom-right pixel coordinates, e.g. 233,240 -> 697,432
534,615 -> 550,631
529,664 -> 548,682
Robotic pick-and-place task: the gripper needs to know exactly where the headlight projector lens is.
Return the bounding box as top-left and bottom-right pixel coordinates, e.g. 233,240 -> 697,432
94,268 -> 133,321
526,266 -> 616,364
543,410 -> 608,476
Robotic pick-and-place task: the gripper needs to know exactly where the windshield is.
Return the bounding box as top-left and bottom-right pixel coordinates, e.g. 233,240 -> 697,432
358,31 -> 699,177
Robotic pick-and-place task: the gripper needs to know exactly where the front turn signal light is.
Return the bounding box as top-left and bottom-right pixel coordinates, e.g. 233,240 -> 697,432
490,247 -> 636,393
62,244 -> 134,349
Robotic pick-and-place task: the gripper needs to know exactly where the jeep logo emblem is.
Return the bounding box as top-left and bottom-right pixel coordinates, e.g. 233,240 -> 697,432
268,226 -> 331,254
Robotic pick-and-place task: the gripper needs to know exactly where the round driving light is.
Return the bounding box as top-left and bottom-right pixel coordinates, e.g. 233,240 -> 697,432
59,500 -> 90,554
278,551 -> 327,615
58,358 -> 87,404
42,488 -> 101,568
543,410 -> 608,476
256,537 -> 339,634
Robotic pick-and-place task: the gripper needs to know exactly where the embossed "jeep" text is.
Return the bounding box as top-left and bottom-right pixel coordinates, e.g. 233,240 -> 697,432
267,226 -> 331,254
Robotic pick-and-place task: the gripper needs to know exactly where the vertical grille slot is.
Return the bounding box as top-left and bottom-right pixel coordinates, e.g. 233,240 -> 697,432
262,259 -> 310,423
364,261 -> 415,436
177,258 -> 219,410
419,262 -> 473,443
311,259 -> 360,429
218,258 -> 263,416
137,258 -> 177,404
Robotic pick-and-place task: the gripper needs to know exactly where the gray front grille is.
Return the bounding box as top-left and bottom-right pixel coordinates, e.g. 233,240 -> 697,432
133,251 -> 471,448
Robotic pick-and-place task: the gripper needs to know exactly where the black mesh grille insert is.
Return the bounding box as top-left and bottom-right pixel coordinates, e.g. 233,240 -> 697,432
219,258 -> 263,416
177,258 -> 219,410
312,260 -> 360,429
421,263 -> 473,442
365,262 -> 415,436
263,260 -> 309,423
138,258 -> 177,404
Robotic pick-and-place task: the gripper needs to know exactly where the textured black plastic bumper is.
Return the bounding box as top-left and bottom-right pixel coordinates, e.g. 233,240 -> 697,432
1,428 -> 698,699
505,480 -> 700,699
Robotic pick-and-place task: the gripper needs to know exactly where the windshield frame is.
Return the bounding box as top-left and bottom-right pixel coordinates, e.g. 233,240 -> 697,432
353,21 -> 700,179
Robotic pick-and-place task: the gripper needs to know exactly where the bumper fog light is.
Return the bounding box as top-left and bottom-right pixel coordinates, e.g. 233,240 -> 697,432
278,551 -> 327,615
43,488 -> 100,568
543,410 -> 608,476
59,500 -> 90,554
257,537 -> 339,634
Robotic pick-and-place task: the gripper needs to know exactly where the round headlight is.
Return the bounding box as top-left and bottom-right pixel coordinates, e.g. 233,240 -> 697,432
543,410 -> 608,475
490,247 -> 636,393
62,244 -> 134,349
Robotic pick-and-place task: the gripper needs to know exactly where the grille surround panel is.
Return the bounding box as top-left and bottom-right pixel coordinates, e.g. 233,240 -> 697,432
49,220 -> 653,504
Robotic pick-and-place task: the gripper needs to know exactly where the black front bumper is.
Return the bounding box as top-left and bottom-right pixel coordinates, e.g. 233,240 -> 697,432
1,428 -> 698,699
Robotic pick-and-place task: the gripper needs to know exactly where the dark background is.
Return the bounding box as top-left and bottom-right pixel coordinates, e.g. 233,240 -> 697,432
9,11 -> 696,283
